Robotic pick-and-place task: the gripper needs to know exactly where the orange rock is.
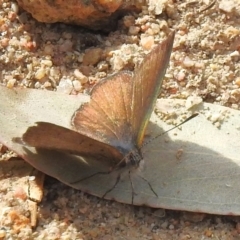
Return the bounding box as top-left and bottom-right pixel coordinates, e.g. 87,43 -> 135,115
16,0 -> 141,31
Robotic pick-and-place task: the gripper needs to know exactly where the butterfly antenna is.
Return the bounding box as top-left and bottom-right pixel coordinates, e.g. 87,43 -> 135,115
142,113 -> 199,148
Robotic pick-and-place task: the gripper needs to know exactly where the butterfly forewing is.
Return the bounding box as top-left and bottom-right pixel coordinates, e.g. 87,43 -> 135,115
132,32 -> 175,146
72,32 -> 175,152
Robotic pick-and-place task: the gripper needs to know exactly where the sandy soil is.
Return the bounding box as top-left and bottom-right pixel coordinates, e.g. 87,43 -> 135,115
1,0 -> 240,239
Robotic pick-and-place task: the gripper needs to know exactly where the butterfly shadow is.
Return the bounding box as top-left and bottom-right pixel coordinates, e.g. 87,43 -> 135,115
20,120 -> 240,215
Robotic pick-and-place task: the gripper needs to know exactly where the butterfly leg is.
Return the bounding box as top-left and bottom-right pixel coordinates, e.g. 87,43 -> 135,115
101,174 -> 121,199
70,170 -> 111,185
128,171 -> 137,205
138,175 -> 158,198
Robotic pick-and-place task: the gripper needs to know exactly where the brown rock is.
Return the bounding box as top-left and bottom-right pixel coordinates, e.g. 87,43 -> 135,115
16,0 -> 141,31
182,212 -> 206,223
83,47 -> 103,66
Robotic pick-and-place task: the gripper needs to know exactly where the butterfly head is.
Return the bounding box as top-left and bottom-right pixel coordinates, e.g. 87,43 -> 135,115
112,146 -> 143,171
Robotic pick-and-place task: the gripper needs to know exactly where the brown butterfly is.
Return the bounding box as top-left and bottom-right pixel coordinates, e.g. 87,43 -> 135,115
14,32 -> 175,202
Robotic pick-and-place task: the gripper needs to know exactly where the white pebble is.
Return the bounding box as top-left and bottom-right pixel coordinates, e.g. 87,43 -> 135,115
230,51 -> 239,57
28,176 -> 35,181
43,81 -> 52,88
34,82 -> 41,89
150,23 -> 160,34
11,2 -> 19,13
97,61 -> 109,71
211,113 -> 221,123
175,69 -> 186,81
219,0 -> 236,12
72,80 -> 82,91
57,78 -> 73,94
110,55 -> 124,71
182,56 -> 195,67
185,96 -> 203,110
41,59 -> 53,67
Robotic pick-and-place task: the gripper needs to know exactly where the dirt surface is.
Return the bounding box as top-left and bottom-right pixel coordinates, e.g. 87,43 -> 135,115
1,0 -> 240,239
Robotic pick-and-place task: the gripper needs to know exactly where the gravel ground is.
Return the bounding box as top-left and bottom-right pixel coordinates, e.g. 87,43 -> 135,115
1,0 -> 240,239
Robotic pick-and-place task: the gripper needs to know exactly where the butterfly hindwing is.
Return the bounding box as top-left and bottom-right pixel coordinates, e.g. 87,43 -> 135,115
20,122 -> 123,165
72,72 -> 136,155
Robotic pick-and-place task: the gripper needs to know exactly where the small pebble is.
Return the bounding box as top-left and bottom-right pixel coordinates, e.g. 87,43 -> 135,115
150,23 -> 160,34
110,55 -> 125,71
169,224 -> 175,230
236,222 -> 240,234
6,78 -> 16,88
57,78 -> 73,94
28,176 -> 35,181
73,69 -> 88,84
0,229 -> 6,238
41,59 -> 53,67
97,61 -> 109,71
211,113 -> 222,122
59,40 -> 73,52
235,77 -> 240,87
140,35 -> 154,50
14,187 -> 27,200
161,221 -> 169,229
11,2 -> 19,13
43,44 -> 54,55
35,67 -> 46,80
182,56 -> 195,67
43,81 -> 52,88
128,26 -> 140,35
72,80 -> 82,91
219,0 -> 236,13
204,229 -> 213,237
182,212 -> 206,223
185,95 -> 203,109
123,15 -> 135,27
83,48 -> 102,66
175,69 -> 186,81
230,51 -> 240,57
